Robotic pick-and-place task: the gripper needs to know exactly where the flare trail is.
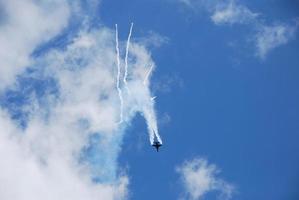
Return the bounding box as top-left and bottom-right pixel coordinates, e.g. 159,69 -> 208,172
115,24 -> 124,123
143,64 -> 154,86
123,23 -> 134,93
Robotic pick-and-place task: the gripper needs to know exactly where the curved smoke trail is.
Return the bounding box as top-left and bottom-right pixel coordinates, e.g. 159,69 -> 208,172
143,64 -> 154,86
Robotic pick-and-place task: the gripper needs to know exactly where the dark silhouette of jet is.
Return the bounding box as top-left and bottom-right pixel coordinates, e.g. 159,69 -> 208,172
152,141 -> 162,152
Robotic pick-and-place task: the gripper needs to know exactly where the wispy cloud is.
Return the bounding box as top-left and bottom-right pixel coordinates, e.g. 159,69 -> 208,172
176,158 -> 234,200
177,0 -> 298,59
136,31 -> 169,49
179,0 -> 258,24
211,1 -> 258,25
255,23 -> 298,59
153,74 -> 184,94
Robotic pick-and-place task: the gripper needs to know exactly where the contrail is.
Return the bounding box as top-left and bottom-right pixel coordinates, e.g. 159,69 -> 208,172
151,108 -> 163,145
115,24 -> 124,124
154,130 -> 163,144
143,64 -> 154,86
123,23 -> 134,93
144,108 -> 162,145
143,64 -> 162,145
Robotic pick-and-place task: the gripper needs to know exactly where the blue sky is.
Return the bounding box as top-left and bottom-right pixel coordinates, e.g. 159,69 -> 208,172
0,0 -> 299,200
99,0 -> 299,199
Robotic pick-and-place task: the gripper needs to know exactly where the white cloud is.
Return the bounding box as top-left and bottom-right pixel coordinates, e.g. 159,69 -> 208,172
136,31 -> 169,49
255,23 -> 298,58
0,118 -> 129,200
0,1 -> 162,200
0,0 -> 71,91
178,0 -> 217,12
211,1 -> 258,25
178,0 -> 258,25
152,73 -> 184,94
177,0 -> 298,59
176,158 -> 234,200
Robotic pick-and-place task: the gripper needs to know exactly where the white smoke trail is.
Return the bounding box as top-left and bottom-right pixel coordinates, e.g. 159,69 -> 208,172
155,132 -> 163,144
115,24 -> 124,124
151,96 -> 157,101
123,23 -> 134,93
143,64 -> 154,86
137,80 -> 162,145
143,105 -> 163,145
141,65 -> 162,144
152,112 -> 163,145
115,23 -> 163,145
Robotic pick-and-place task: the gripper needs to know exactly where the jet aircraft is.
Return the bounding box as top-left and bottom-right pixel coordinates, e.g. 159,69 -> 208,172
152,141 -> 162,152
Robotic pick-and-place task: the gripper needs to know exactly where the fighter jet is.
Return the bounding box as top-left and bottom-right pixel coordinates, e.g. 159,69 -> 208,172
152,141 -> 162,152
